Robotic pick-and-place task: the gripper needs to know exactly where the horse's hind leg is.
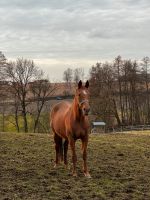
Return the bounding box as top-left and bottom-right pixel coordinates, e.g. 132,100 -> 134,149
64,139 -> 68,166
54,133 -> 63,167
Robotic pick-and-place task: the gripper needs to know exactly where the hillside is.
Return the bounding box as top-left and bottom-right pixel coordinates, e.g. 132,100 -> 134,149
0,132 -> 150,200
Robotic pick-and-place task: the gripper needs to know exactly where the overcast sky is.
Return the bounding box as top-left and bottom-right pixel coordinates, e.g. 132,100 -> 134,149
0,0 -> 150,81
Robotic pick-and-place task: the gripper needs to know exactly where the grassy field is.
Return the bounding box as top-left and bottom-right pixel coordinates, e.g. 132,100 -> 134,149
0,132 -> 150,200
0,113 -> 50,133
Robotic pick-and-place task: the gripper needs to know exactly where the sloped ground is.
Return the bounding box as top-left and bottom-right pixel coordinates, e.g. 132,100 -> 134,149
0,132 -> 150,200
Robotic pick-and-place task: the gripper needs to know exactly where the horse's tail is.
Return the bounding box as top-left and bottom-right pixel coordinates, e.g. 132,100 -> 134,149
59,138 -> 64,162
50,107 -> 54,129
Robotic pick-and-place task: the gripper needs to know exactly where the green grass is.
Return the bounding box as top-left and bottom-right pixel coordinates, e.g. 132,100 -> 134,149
0,113 -> 50,133
0,114 -> 33,133
0,132 -> 150,200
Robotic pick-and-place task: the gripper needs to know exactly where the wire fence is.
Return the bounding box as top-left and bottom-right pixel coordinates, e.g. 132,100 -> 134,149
111,125 -> 150,133
91,125 -> 150,134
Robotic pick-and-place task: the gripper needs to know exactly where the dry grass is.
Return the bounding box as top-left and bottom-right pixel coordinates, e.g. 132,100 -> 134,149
0,132 -> 150,200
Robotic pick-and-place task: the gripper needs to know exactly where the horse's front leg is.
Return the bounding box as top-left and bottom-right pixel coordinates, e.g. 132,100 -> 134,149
69,138 -> 77,177
81,137 -> 91,178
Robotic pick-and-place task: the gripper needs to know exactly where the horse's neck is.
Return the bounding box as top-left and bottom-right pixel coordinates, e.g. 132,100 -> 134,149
71,97 -> 84,121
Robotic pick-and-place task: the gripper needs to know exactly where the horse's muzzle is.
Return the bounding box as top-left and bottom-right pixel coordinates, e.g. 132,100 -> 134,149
84,108 -> 90,116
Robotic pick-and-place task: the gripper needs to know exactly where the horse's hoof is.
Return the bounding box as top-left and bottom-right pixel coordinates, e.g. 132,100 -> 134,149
84,173 -> 92,178
72,172 -> 78,177
53,164 -> 57,168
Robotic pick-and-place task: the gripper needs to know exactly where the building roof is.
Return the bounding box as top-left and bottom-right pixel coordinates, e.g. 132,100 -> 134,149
92,122 -> 106,126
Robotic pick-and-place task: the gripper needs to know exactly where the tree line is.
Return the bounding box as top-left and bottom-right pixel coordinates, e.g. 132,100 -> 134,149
1,51 -> 150,132
89,56 -> 150,128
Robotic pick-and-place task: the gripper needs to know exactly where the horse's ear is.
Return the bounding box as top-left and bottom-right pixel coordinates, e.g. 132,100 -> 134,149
78,80 -> 82,89
85,80 -> 89,88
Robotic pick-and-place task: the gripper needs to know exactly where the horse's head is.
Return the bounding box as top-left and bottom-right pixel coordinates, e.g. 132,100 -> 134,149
76,80 -> 90,116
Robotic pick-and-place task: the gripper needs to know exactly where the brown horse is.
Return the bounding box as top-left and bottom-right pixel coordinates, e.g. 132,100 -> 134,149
50,80 -> 91,178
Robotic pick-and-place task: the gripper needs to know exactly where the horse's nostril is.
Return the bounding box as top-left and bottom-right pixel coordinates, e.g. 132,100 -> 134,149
86,108 -> 90,113
84,109 -> 90,115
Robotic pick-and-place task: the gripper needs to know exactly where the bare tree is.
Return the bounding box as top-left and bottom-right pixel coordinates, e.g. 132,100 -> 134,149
128,61 -> 140,124
0,51 -> 7,78
5,58 -> 40,132
89,62 -> 121,127
114,56 -> 125,123
74,67 -> 84,83
30,78 -> 58,133
0,52 -> 8,96
14,94 -> 20,132
141,56 -> 150,123
0,52 -> 8,131
63,68 -> 73,94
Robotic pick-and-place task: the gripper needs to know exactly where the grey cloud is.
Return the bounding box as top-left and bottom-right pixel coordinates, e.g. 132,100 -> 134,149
0,0 -> 113,10
0,0 -> 150,80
